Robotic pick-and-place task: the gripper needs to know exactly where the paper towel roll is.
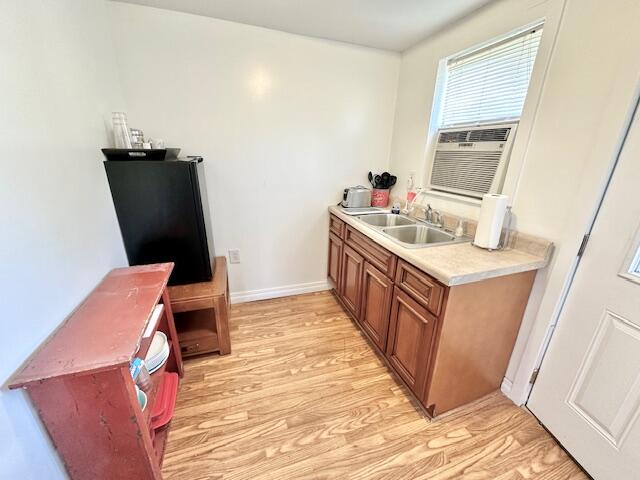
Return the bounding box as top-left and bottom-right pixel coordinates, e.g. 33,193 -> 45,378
474,194 -> 509,249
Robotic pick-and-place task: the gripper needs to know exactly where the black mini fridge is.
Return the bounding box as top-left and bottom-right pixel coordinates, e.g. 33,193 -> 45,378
104,157 -> 215,285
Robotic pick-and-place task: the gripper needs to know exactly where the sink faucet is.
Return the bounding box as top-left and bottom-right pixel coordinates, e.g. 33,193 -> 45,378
424,204 -> 433,223
423,204 -> 443,227
433,210 -> 443,228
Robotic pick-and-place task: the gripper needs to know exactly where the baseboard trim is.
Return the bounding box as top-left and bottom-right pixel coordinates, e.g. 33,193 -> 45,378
501,377 -> 513,396
230,280 -> 331,304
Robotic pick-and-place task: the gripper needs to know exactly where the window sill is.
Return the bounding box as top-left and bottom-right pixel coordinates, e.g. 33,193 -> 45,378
618,272 -> 640,286
419,189 -> 483,207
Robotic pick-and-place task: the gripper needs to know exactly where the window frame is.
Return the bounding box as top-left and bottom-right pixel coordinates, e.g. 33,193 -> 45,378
438,22 -> 544,129
619,224 -> 640,285
422,20 -> 547,204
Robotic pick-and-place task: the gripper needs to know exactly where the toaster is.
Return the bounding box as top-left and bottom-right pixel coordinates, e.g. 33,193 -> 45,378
342,186 -> 371,208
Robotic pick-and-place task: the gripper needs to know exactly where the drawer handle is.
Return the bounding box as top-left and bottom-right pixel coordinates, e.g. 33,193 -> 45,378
182,344 -> 199,353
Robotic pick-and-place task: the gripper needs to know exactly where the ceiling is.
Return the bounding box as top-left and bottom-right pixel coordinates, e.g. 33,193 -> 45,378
110,0 -> 493,52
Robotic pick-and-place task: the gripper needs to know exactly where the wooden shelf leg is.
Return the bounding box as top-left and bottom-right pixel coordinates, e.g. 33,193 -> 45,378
215,295 -> 231,355
162,289 -> 184,376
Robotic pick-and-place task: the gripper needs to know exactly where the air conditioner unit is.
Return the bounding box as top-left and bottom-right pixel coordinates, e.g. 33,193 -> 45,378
428,123 -> 518,199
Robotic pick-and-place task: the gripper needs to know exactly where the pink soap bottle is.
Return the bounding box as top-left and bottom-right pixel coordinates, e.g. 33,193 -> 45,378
406,172 -> 417,204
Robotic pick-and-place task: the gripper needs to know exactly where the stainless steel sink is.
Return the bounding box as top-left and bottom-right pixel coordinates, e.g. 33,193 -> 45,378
357,214 -> 415,227
354,212 -> 471,248
381,225 -> 461,248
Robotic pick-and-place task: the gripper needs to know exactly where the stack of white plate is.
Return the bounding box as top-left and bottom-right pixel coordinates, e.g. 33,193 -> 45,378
145,331 -> 170,374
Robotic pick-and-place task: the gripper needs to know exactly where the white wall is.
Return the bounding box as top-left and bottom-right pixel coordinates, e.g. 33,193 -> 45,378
0,1 -> 127,478
388,0 -> 640,402
107,2 -> 400,301
502,0 -> 640,402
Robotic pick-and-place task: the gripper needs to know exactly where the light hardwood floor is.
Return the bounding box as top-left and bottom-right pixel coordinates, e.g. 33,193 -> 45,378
162,291 -> 588,480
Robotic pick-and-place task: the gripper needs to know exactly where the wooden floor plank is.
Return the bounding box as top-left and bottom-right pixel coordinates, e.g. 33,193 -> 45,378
162,291 -> 588,480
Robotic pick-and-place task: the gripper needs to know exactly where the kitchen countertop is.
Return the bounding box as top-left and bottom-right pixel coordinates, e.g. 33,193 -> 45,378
329,206 -> 553,286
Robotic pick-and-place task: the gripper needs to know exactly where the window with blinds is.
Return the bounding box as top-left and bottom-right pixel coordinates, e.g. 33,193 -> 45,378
440,26 -> 543,127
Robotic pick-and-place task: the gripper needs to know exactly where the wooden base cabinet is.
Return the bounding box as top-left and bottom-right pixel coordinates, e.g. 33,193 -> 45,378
386,287 -> 436,399
169,257 -> 231,357
340,244 -> 364,317
422,271 -> 536,416
359,262 -> 393,350
328,213 -> 537,417
327,232 -> 343,289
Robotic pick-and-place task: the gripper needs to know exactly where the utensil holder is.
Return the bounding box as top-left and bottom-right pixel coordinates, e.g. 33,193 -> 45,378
371,188 -> 389,207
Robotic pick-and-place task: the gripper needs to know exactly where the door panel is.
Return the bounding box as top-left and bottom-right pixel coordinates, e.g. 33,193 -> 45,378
340,245 -> 364,318
567,310 -> 640,446
528,102 -> 640,478
359,262 -> 393,350
327,232 -> 343,290
386,287 -> 436,396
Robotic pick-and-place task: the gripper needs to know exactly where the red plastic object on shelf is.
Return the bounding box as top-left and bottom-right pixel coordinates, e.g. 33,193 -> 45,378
151,372 -> 179,430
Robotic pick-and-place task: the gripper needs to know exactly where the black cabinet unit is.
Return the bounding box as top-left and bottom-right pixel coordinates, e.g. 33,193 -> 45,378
104,157 -> 215,285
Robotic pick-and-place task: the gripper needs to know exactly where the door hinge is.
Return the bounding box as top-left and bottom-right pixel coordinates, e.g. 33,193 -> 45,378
529,368 -> 540,385
577,234 -> 590,258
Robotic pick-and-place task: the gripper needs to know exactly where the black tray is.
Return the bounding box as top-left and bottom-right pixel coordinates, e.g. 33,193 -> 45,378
101,148 -> 181,161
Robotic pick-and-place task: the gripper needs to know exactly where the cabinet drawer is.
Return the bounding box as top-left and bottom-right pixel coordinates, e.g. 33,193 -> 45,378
171,297 -> 215,313
179,333 -> 218,357
329,214 -> 345,238
395,260 -> 445,316
345,225 -> 397,278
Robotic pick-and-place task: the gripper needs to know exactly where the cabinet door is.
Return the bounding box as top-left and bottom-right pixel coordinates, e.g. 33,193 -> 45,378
329,214 -> 345,238
327,232 -> 343,290
386,287 -> 436,398
359,262 -> 393,351
340,245 -> 364,318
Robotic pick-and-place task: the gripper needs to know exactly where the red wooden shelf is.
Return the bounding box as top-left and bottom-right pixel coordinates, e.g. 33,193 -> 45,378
153,427 -> 170,464
11,263 -> 174,388
9,263 -> 184,480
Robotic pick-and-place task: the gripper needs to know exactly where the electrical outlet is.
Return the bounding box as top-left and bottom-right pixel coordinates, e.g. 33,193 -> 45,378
228,249 -> 241,264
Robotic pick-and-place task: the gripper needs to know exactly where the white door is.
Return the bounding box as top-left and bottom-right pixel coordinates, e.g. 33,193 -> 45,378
527,105 -> 640,479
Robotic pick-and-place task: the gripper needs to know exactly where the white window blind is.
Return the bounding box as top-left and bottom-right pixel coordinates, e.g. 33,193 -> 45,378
441,26 -> 543,127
